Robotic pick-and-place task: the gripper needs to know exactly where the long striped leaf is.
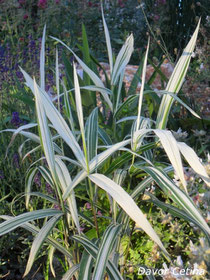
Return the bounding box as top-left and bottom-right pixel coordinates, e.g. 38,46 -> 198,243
40,25 -> 46,90
0,209 -> 62,236
1,129 -> 40,146
177,142 -> 210,187
156,20 -> 200,129
136,38 -> 150,132
85,108 -> 98,161
55,47 -> 60,111
55,156 -> 80,233
23,214 -> 63,277
158,90 -> 200,119
131,166 -> 173,200
142,166 -> 210,236
147,192 -> 210,242
21,68 -> 86,168
62,80 -> 75,134
81,85 -> 112,96
89,173 -> 168,256
50,36 -> 113,111
114,94 -> 138,119
33,78 -> 58,186
74,63 -> 85,137
5,123 -> 37,154
0,216 -> 73,260
93,224 -> 122,280
98,127 -> 112,145
62,264 -> 80,280
73,62 -> 89,172
78,249 -> 94,280
48,246 -> 56,277
25,167 -> 38,209
154,129 -> 186,191
133,128 -> 186,190
63,139 -> 131,200
102,5 -> 113,74
111,34 -> 134,86
72,235 -> 124,280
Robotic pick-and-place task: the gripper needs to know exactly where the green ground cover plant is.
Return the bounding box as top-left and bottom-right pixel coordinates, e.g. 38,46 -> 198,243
0,7 -> 210,280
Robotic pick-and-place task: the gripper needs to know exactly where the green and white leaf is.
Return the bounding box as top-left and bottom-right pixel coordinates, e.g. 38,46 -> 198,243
136,38 -> 150,132
98,127 -> 112,146
62,264 -> 80,280
33,79 -> 58,187
21,68 -> 86,168
158,90 -> 200,119
142,166 -> 210,235
147,192 -> 210,242
48,246 -> 56,278
177,142 -> 210,187
78,249 -> 94,280
111,34 -> 134,86
55,156 -> 80,232
102,5 -> 113,74
154,129 -> 186,191
72,235 -> 124,280
0,209 -> 63,236
89,173 -> 168,256
63,139 -> 131,200
85,108 -> 98,161
0,215 -> 73,261
93,224 -> 122,280
25,167 -> 38,209
23,214 -> 63,277
40,24 -> 46,90
156,20 -> 200,129
81,85 -> 112,96
50,36 -> 113,110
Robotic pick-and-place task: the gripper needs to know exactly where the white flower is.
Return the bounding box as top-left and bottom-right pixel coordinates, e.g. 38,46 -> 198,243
172,128 -> 188,140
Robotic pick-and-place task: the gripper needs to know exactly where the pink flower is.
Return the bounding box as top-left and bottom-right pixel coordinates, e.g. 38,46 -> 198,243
23,14 -> 28,20
153,15 -> 160,21
55,0 -> 60,3
157,0 -> 166,4
85,202 -> 91,209
80,226 -> 85,232
18,0 -> 26,4
38,0 -> 47,9
97,210 -> 102,217
118,0 -> 125,7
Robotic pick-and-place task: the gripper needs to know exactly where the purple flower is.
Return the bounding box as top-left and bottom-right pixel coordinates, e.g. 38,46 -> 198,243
11,112 -> 22,127
34,172 -> 41,187
46,182 -> 53,194
0,170 -> 4,180
13,153 -> 20,168
16,70 -> 24,81
53,204 -> 61,210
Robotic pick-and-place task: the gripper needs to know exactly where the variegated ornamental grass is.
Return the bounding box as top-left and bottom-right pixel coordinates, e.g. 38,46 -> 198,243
0,10 -> 209,279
